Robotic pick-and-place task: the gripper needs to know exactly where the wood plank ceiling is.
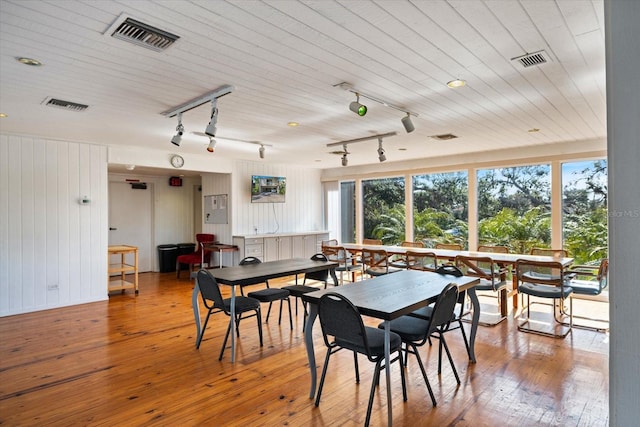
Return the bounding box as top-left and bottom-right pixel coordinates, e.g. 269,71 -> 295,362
0,0 -> 606,169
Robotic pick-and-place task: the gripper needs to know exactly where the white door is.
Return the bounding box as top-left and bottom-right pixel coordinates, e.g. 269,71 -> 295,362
109,182 -> 153,272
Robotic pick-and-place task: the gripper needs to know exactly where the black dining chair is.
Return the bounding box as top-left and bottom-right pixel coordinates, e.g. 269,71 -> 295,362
239,256 -> 293,330
380,283 -> 461,407
195,269 -> 263,360
282,253 -> 329,330
315,292 -> 407,427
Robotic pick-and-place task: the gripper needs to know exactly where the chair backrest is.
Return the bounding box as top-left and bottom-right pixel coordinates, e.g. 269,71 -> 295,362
239,256 -> 262,266
361,248 -> 389,270
516,259 -> 567,287
321,239 -> 338,249
530,247 -> 568,258
598,259 -> 609,290
305,253 -> 329,282
400,241 -> 425,248
318,292 -> 373,358
406,250 -> 438,272
427,283 -> 459,336
196,269 -> 225,312
435,243 -> 463,251
455,255 -> 501,287
477,245 -> 509,254
362,238 -> 382,245
571,258 -> 609,292
196,234 -> 216,260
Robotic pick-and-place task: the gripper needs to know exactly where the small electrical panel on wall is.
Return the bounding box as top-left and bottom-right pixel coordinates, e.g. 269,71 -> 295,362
169,176 -> 183,187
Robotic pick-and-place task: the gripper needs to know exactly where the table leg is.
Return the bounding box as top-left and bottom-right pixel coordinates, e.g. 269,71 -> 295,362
192,280 -> 202,346
230,285 -> 236,363
384,320 -> 392,426
305,303 -> 319,399
467,287 -> 479,363
329,268 -> 339,286
219,249 -> 223,268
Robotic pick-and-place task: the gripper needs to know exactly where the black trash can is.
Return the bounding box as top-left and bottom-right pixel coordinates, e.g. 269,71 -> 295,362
177,243 -> 196,270
157,244 -> 178,273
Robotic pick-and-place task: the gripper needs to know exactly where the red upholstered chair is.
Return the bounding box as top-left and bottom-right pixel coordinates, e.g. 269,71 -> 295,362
176,234 -> 215,278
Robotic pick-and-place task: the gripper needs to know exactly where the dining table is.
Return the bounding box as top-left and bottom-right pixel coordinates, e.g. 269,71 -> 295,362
328,243 -> 574,315
302,269 -> 480,426
192,258 -> 338,362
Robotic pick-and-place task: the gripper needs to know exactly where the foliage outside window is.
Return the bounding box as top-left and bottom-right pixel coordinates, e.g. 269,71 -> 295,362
412,172 -> 468,248
562,160 -> 608,264
362,177 -> 405,244
477,165 -> 551,254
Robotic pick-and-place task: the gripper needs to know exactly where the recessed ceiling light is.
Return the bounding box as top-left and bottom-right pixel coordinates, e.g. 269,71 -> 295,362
527,128 -> 540,133
17,57 -> 42,66
446,79 -> 466,88
287,121 -> 299,127
0,113 -> 7,118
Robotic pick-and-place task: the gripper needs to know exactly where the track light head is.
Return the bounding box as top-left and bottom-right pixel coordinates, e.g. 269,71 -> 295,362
171,113 -> 184,146
401,113 -> 415,133
259,145 -> 265,159
377,138 -> 386,162
205,102 -> 218,137
341,153 -> 348,166
206,137 -> 217,153
349,94 -> 367,116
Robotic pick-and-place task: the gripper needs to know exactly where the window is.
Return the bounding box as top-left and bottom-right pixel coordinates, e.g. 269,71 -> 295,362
412,172 -> 468,248
340,181 -> 356,243
361,177 -> 405,244
562,160 -> 608,264
477,165 -> 551,253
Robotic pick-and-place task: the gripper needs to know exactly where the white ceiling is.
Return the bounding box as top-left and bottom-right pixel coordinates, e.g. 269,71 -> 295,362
0,0 -> 606,171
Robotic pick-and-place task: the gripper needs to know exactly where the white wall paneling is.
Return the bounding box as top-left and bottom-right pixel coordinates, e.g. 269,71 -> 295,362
231,160 -> 323,236
0,135 -> 108,316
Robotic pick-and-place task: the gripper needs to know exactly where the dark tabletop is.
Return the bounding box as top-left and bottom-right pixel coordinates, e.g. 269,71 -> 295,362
207,258 -> 338,286
302,269 -> 479,320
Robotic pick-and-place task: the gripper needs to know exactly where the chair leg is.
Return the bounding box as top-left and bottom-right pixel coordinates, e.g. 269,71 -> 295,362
315,349 -> 333,407
365,360 -> 383,427
219,320 -> 232,360
410,342 -> 437,407
265,302 -> 274,322
256,307 -> 263,347
353,352 -> 360,383
440,333 -> 460,385
195,310 -> 212,349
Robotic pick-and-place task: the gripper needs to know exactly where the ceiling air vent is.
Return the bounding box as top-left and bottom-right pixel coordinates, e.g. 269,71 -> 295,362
106,15 -> 179,52
429,133 -> 458,141
511,50 -> 551,68
43,97 -> 89,112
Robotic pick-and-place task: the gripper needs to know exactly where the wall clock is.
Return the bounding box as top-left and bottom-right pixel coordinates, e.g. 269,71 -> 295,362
170,154 -> 184,168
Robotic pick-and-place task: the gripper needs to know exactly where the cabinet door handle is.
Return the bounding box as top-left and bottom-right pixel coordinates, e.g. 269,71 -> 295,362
109,227 -> 117,231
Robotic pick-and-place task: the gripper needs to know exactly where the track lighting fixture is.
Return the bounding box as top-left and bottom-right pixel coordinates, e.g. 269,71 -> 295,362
259,144 -> 265,159
335,82 -> 419,131
206,137 -> 217,153
401,113 -> 415,133
377,138 -> 386,162
205,101 -> 218,137
349,93 -> 367,116
341,144 -> 349,166
327,132 -> 396,166
162,84 -> 234,147
171,113 -> 184,146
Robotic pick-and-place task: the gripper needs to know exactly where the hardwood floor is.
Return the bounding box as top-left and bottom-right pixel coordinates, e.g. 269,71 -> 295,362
0,272 -> 609,426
